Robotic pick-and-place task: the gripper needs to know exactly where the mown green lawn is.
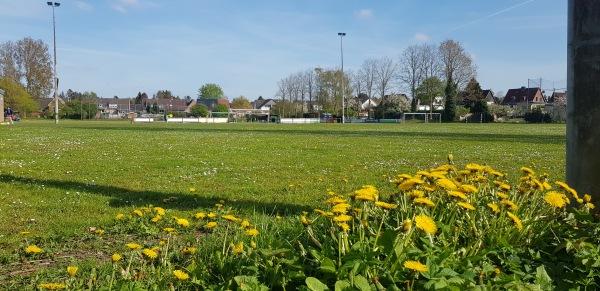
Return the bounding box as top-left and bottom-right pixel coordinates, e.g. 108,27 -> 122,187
0,120 -> 566,240
0,119 -> 566,263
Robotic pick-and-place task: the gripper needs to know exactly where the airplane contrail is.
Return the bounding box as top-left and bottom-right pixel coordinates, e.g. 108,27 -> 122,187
446,0 -> 536,33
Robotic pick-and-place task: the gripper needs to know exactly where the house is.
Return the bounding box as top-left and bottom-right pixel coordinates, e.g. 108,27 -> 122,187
456,89 -> 496,106
501,87 -> 545,110
417,96 -> 444,111
253,98 -> 276,111
96,98 -> 133,118
33,97 -> 66,118
545,91 -> 567,121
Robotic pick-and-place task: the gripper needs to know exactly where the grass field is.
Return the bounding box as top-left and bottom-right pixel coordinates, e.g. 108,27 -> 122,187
0,120 -> 567,288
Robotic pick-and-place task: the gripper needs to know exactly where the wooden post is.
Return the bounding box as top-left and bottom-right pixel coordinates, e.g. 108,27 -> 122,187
567,1 -> 600,202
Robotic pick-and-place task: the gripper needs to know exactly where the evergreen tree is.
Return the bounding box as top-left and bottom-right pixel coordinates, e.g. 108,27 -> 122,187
442,76 -> 457,122
462,78 -> 484,110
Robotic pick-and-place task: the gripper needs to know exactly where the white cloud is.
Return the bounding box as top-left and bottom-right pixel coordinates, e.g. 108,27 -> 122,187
76,1 -> 93,12
412,32 -> 430,42
357,9 -> 373,19
112,5 -> 126,13
121,0 -> 140,5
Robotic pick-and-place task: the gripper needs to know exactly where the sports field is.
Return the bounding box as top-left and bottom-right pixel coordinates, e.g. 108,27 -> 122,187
0,120 -> 568,288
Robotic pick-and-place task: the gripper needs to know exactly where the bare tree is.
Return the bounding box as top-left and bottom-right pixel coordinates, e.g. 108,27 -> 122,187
398,45 -> 425,100
438,39 -> 476,90
1,38 -> 53,99
374,56 -> 398,100
360,58 -> 377,102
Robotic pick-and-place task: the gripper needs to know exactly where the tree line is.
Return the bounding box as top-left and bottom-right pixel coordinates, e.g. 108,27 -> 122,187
274,39 -> 478,119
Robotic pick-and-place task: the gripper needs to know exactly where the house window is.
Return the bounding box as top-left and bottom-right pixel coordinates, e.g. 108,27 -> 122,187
109,104 -> 118,109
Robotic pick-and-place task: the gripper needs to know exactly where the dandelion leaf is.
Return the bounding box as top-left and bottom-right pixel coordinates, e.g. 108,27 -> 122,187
352,275 -> 371,291
535,265 -> 552,291
334,280 -> 351,291
306,277 -> 331,291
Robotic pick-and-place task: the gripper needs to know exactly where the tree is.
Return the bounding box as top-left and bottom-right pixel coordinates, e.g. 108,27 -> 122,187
398,45 -> 425,101
214,103 -> 228,113
0,38 -> 53,99
198,83 -> 224,99
442,75 -> 457,122
375,57 -> 398,100
155,90 -> 175,100
231,96 -> 252,109
462,78 -> 484,110
375,94 -> 411,119
415,77 -> 445,114
64,100 -> 98,119
190,104 -> 209,117
438,39 -> 476,90
0,77 -> 38,116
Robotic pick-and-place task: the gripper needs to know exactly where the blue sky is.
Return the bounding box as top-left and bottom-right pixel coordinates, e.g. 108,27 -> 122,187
1,0 -> 566,100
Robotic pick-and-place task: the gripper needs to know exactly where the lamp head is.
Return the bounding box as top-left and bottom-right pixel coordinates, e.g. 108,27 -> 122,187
338,32 -> 346,36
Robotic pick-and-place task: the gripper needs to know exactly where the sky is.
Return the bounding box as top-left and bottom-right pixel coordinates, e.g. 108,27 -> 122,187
0,0 -> 567,101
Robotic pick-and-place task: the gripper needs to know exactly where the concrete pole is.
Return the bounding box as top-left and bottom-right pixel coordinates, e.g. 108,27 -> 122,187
567,1 -> 600,202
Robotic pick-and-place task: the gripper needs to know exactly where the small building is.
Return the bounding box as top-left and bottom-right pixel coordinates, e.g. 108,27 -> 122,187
501,87 -> 545,111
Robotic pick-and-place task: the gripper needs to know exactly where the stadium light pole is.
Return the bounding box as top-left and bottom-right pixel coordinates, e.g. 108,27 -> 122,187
48,2 -> 60,124
338,32 -> 346,124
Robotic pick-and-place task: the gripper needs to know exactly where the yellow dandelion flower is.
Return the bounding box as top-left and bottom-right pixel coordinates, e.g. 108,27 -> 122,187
232,242 -> 244,255
159,241 -> 166,246
314,209 -> 326,216
245,228 -> 259,236
222,215 -> 239,222
67,266 -> 78,277
423,184 -> 436,192
181,247 -> 196,255
189,187 -> 196,192
555,181 -> 570,190
215,203 -> 223,208
544,191 -> 567,208
25,245 -> 43,254
132,210 -> 143,217
458,169 -> 472,176
142,248 -> 158,259
126,243 -> 142,250
205,222 -> 217,229
490,170 -> 505,177
354,186 -> 379,201
532,179 -> 544,190
195,212 -> 206,219
502,200 -> 519,211
457,202 -> 476,211
95,229 -> 105,235
335,222 -> 349,231
497,192 -> 509,199
153,207 -> 166,216
542,181 -> 552,190
414,214 -> 437,234
331,203 -> 352,214
506,211 -> 523,230
404,260 -> 428,272
207,212 -> 217,218
494,268 -> 501,274
584,194 -> 592,202
448,191 -> 467,200
240,220 -> 251,228
520,167 -> 535,176
111,253 -> 122,262
436,178 -> 457,190
587,203 -> 595,209
276,216 -> 283,220
466,163 -> 485,171
402,219 -> 412,232
408,190 -> 425,198
487,203 -> 500,214
140,207 -> 151,213
115,213 -> 124,220
567,187 -> 579,199
375,201 -> 397,209
413,197 -> 435,207
447,153 -> 453,163
333,214 -> 352,222
459,184 -> 478,193
173,270 -> 189,280
498,183 -> 511,191
577,198 -> 584,204
151,215 -> 162,223
162,228 -> 175,233
37,283 -> 67,290
398,180 -> 416,191
301,216 -> 313,225
176,218 -> 190,227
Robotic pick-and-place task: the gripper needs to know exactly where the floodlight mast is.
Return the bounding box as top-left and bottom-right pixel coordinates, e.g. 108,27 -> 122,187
48,2 -> 60,124
338,32 -> 346,124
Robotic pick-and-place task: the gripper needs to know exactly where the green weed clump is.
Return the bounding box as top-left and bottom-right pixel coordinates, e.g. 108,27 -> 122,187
9,157 -> 600,290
